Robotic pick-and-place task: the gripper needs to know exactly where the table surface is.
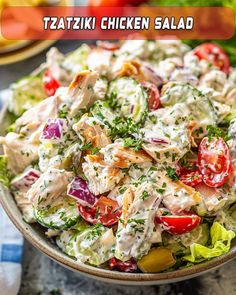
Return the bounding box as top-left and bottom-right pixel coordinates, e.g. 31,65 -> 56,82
1,40 -> 236,295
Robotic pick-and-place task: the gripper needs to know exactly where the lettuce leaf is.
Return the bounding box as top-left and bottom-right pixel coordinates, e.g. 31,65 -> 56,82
183,222 -> 235,263
0,155 -> 11,187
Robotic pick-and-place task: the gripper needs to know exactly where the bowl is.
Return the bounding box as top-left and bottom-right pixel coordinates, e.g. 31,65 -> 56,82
1,184 -> 236,285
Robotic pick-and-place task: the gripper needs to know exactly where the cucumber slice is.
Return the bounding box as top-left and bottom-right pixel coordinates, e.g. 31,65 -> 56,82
160,83 -> 217,127
65,224 -> 115,266
35,196 -> 80,230
90,100 -> 117,127
163,224 -> 209,255
107,77 -> 148,123
10,76 -> 46,116
61,44 -> 91,75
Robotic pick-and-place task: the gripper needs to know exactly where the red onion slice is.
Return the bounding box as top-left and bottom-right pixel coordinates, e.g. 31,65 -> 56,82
11,169 -> 40,191
41,118 -> 67,143
67,177 -> 97,207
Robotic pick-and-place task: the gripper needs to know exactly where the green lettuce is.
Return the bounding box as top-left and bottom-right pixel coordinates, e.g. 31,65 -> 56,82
0,155 -> 11,187
10,76 -> 46,116
183,222 -> 235,263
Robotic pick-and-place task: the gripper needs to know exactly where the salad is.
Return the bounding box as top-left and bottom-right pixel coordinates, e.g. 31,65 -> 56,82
1,39 -> 236,273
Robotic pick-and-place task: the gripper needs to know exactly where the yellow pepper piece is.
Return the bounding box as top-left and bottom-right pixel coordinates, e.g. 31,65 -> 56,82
138,247 -> 176,273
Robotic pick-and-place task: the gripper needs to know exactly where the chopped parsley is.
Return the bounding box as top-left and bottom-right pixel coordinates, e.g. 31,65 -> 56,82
124,137 -> 143,151
140,191 -> 149,200
166,166 -> 179,181
109,117 -> 141,140
81,142 -> 100,155
105,91 -> 119,110
207,125 -> 228,142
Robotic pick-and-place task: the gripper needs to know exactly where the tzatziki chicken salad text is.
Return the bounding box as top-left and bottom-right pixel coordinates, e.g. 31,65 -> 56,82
1,39 -> 236,273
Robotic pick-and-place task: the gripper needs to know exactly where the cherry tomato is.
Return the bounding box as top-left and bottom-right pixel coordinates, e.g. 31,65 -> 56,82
78,196 -> 121,227
142,82 -> 161,111
108,257 -> 137,272
155,213 -> 201,235
98,41 -> 120,51
43,69 -> 60,97
193,43 -> 230,74
88,0 -> 125,6
88,0 -> 147,5
198,137 -> 232,188
179,170 -> 203,187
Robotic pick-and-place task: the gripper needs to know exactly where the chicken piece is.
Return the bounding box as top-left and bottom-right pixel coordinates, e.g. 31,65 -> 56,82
114,60 -> 163,86
169,68 -> 198,86
0,132 -> 39,174
15,95 -> 60,144
228,120 -> 236,161
46,47 -> 69,85
64,70 -> 99,117
87,48 -> 112,76
38,143 -> 63,173
100,140 -> 152,169
195,184 -> 234,215
115,60 -> 142,80
212,101 -> 231,123
45,229 -> 61,238
115,182 -> 163,261
11,168 -> 40,223
154,174 -> 202,213
82,155 -> 125,195
27,168 -> 73,210
155,57 -> 183,79
14,191 -> 35,223
142,104 -> 191,163
73,114 -> 111,149
200,70 -> 227,94
93,78 -> 108,101
225,87 -> 236,107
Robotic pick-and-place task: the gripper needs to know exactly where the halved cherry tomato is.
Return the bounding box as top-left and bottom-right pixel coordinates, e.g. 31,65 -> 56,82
198,137 -> 232,188
78,196 -> 121,227
179,170 -> 203,187
43,69 -> 60,96
142,82 -> 161,111
155,213 -> 201,235
108,257 -> 137,272
193,43 -> 230,74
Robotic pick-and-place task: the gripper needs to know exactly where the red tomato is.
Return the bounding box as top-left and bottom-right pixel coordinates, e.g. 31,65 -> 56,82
109,257 -> 137,272
98,41 -> 120,51
43,70 -> 60,96
193,43 -> 230,74
78,196 -> 121,227
142,82 -> 161,111
88,0 -> 125,6
156,213 -> 201,235
88,0 -> 147,5
179,170 -> 203,187
198,137 -> 232,188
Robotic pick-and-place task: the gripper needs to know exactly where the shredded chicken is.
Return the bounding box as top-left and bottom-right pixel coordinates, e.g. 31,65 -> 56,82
158,174 -> 202,213
115,182 -> 163,261
27,168 -> 73,210
73,114 -> 111,148
82,155 -> 125,195
15,95 -> 60,144
100,140 -> 152,168
64,70 -> 99,116
0,133 -> 39,174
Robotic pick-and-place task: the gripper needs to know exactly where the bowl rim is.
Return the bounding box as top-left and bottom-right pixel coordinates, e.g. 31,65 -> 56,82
1,184 -> 236,284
